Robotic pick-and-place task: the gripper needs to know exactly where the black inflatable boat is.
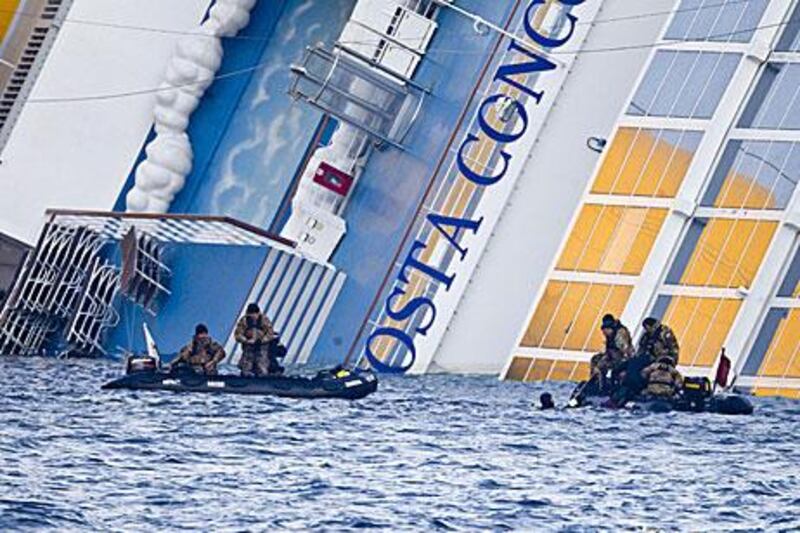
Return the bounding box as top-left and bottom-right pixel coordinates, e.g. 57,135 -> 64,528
567,375 -> 753,415
103,357 -> 378,400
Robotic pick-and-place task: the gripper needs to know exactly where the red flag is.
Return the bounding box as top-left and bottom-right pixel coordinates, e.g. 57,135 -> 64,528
715,348 -> 731,388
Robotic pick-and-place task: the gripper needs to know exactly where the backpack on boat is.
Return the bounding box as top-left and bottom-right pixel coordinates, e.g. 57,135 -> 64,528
680,376 -> 712,410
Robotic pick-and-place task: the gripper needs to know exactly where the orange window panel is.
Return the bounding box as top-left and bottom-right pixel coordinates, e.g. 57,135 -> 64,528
526,358 -> 554,381
556,205 -> 667,275
715,171 -> 778,209
522,281 -> 632,351
680,220 -> 777,288
591,128 -> 698,198
752,387 -> 800,400
758,309 -> 800,378
521,281 -> 568,347
549,360 -> 578,381
505,356 -> 534,381
0,1 -> 20,41
593,128 -> 639,194
663,296 -> 742,367
573,362 -> 591,381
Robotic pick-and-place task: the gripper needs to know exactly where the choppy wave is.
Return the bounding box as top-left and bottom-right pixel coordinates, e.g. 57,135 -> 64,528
0,357 -> 798,531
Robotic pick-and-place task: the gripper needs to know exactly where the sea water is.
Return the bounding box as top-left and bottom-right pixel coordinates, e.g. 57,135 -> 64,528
0,357 -> 798,531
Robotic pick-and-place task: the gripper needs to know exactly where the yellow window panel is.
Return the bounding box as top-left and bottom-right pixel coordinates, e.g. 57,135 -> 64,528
563,283 -> 611,351
0,1 -> 20,41
541,282 -> 590,349
591,128 -> 698,198
521,281 -> 567,347
523,281 -> 632,351
573,362 -> 591,381
652,140 -> 697,198
759,310 -> 800,378
714,170 -> 780,210
556,205 -> 603,271
680,220 -> 777,288
663,296 -> 741,367
557,206 -> 666,276
527,358 -> 554,382
592,128 -> 638,194
549,360 -> 578,381
752,387 -> 800,399
505,356 -> 533,381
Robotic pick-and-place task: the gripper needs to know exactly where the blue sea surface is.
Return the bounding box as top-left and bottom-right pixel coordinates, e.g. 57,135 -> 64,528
0,357 -> 798,531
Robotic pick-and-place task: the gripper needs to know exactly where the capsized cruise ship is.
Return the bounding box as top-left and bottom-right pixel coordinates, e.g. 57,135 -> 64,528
0,0 -> 798,399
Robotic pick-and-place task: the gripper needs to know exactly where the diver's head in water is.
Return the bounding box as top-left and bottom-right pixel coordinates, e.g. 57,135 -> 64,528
539,392 -> 555,410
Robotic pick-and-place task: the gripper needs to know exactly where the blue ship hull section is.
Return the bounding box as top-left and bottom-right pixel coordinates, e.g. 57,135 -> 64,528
311,0 -> 519,365
105,243 -> 268,357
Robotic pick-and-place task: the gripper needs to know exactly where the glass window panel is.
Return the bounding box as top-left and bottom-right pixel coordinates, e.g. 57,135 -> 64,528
665,0 -> 769,43
521,281 -> 632,351
591,128 -> 702,197
549,360 -> 579,381
658,295 -> 742,366
628,51 -> 740,119
776,3 -> 800,52
528,358 -> 554,381
777,247 -> 800,298
556,205 -> 667,275
701,140 -> 800,209
505,356 -> 533,381
751,308 -> 800,378
667,218 -> 777,288
739,63 -> 800,130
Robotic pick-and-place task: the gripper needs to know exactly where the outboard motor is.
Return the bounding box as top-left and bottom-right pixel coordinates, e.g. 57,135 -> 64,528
126,355 -> 158,375
680,376 -> 712,411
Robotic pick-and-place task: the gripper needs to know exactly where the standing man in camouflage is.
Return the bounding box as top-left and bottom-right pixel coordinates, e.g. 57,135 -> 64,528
589,313 -> 634,393
637,317 -> 680,366
235,302 -> 276,377
168,323 -> 226,375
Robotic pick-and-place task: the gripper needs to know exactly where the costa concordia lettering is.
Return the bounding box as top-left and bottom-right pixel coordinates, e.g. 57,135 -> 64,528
0,0 -> 798,399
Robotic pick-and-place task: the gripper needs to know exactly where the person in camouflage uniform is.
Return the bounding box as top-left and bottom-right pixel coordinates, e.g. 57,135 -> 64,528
169,323 -> 226,375
637,317 -> 680,366
235,302 -> 276,377
590,314 -> 634,392
641,355 -> 683,399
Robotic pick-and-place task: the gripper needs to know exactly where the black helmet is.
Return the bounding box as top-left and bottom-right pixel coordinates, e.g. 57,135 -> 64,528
601,314 -> 616,330
642,317 -> 659,329
246,302 -> 260,314
195,323 -> 209,336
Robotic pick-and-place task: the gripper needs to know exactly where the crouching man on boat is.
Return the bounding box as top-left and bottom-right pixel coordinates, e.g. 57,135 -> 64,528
641,355 -> 683,399
589,314 -> 634,394
168,323 -> 226,375
639,317 -> 680,366
235,303 -> 278,377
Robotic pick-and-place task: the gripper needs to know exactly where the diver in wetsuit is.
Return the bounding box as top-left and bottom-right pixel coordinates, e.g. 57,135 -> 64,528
168,323 -> 226,375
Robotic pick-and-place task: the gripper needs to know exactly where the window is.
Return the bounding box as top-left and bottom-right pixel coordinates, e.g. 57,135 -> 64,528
505,356 -> 590,382
592,128 -> 703,197
777,247 -> 800,298
742,308 -> 800,378
521,281 -> 632,352
739,63 -> 800,130
775,2 -> 800,52
651,295 -> 742,366
701,140 -> 800,210
628,51 -> 740,119
556,205 -> 668,275
665,218 -> 777,288
665,0 -> 769,43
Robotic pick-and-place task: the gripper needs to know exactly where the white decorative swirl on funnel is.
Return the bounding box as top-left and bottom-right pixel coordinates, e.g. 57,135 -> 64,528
126,0 -> 258,213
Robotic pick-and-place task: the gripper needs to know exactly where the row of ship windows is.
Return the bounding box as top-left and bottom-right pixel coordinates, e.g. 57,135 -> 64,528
665,0 -> 800,50
517,265 -> 800,378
